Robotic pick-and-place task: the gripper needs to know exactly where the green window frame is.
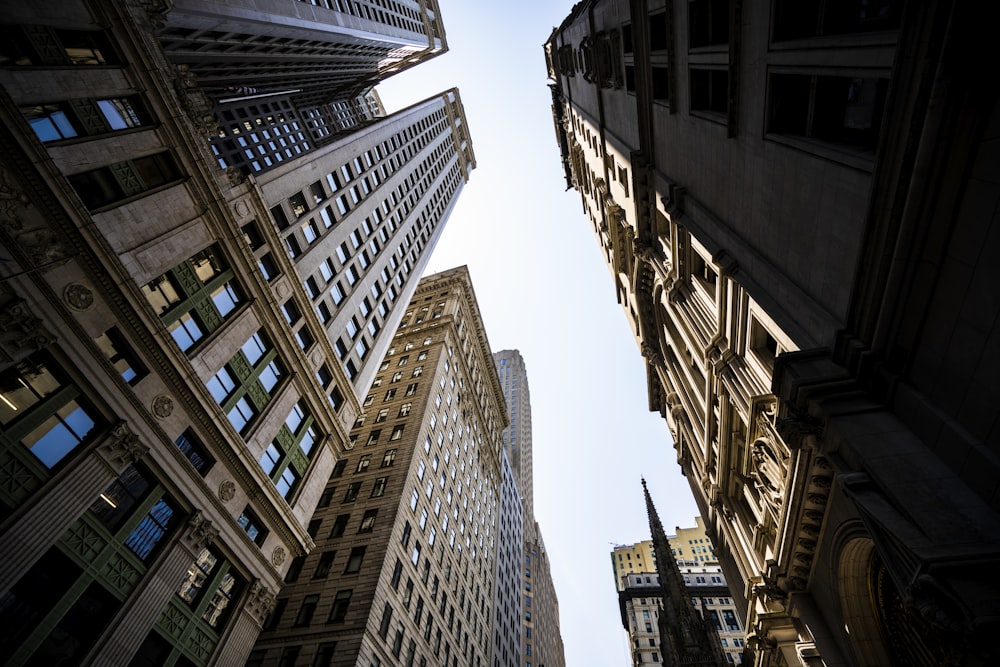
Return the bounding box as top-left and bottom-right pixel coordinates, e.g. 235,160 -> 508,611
142,246 -> 243,354
0,464 -> 179,664
258,400 -> 320,502
207,330 -> 285,437
0,350 -> 104,512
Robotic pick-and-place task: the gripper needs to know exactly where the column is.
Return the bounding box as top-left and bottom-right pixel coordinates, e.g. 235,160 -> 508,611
0,420 -> 148,592
212,579 -> 276,667
91,511 -> 219,666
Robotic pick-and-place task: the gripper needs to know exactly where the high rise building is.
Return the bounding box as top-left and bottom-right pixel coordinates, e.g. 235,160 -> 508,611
546,1 -> 1000,665
250,266 -> 506,666
613,517 -> 745,665
492,453 -> 524,667
0,1 -> 473,664
492,350 -> 565,667
152,0 -> 448,173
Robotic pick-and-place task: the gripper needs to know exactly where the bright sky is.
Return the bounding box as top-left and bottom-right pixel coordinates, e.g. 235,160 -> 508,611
378,2 -> 699,664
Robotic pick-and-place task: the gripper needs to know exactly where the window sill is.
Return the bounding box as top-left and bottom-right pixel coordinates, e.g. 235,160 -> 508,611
764,133 -> 875,172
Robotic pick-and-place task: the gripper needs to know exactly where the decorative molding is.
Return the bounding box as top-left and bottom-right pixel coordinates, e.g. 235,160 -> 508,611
218,479 -> 236,502
245,579 -> 277,625
182,510 -> 219,552
63,283 -> 94,311
271,546 -> 286,567
0,296 -> 55,363
151,394 -> 174,419
98,420 -> 150,471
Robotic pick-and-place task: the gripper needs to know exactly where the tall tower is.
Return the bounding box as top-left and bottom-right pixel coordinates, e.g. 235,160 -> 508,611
492,350 -> 565,667
250,266 -> 507,667
0,2 -> 472,664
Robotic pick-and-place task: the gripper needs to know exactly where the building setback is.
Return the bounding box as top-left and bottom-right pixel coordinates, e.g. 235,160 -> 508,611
546,1 -> 1000,665
250,266 -> 508,667
0,1 -> 473,664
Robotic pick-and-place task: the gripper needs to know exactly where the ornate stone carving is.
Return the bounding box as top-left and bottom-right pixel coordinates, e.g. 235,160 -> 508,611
246,580 -> 277,624
173,65 -> 219,137
271,546 -> 286,567
750,437 -> 785,513
218,480 -> 236,502
151,395 -> 174,419
0,166 -> 30,233
0,296 -> 55,362
135,0 -> 171,30
183,510 -> 219,551
63,283 -> 94,311
98,420 -> 149,470
225,167 -> 246,188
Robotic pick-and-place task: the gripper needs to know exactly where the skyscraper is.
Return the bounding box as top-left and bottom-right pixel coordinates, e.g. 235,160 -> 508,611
546,1 -> 1000,665
492,350 -> 565,667
0,1 -> 473,664
250,266 -> 506,666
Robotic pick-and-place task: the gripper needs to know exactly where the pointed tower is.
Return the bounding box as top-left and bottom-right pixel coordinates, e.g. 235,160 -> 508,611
643,479 -> 726,667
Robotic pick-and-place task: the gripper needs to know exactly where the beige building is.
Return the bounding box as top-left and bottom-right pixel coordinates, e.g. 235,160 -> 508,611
547,1 -> 1000,665
249,266 -> 506,667
614,517 -> 743,664
0,1 -> 472,664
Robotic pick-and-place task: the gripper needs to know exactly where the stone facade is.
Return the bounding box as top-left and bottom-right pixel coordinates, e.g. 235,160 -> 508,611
547,1 -> 1000,665
0,1 -> 472,664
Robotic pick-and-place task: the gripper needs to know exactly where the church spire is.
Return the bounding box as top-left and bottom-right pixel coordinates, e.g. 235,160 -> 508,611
642,478 -> 725,667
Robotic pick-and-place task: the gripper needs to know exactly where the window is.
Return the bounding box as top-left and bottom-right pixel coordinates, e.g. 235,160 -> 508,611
405,383 -> 418,396
142,246 -> 242,353
68,152 -> 181,210
768,73 -> 888,154
378,602 -> 393,639
94,328 -> 146,385
330,514 -> 350,538
359,509 -> 378,533
390,425 -> 404,441
0,350 -> 101,472
344,546 -> 366,573
295,594 -> 319,626
343,482 -> 361,502
381,449 -> 397,467
690,68 -> 729,115
399,403 -> 412,417
371,476 -> 388,497
329,589 -> 352,623
174,429 -> 213,475
238,507 -> 267,546
689,0 -> 730,48
313,552 -> 336,579
169,547 -> 243,635
773,0 -> 901,41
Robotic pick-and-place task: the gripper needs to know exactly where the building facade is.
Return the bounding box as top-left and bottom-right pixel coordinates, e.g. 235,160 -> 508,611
493,350 -> 566,667
546,1 -> 1000,665
250,266 -> 506,666
614,517 -> 744,665
0,0 -> 473,664
492,452 -> 524,667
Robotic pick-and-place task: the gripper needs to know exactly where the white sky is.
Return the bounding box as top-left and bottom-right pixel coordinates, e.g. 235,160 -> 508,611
378,2 -> 700,664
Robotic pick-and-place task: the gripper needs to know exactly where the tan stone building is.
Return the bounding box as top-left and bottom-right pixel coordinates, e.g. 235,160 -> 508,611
614,517 -> 744,665
547,1 -> 1000,665
0,1 -> 472,664
249,266 -> 507,666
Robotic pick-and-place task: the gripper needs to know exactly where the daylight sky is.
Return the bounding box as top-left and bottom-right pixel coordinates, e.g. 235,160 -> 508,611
378,2 -> 700,664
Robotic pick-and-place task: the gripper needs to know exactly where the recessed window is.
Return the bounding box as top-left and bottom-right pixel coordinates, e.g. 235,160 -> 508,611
237,506 -> 267,546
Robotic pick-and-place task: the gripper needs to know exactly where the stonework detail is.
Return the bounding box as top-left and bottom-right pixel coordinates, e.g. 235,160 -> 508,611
151,395 -> 174,419
271,546 -> 286,567
182,511 -> 219,551
245,580 -> 277,625
98,421 -> 150,471
0,296 -> 55,363
63,283 -> 94,311
218,480 -> 237,502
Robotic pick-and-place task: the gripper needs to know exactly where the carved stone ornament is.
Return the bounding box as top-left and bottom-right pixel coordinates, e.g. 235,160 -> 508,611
271,546 -> 286,567
151,395 -> 174,419
63,283 -> 94,311
98,420 -> 150,470
218,479 -> 236,502
0,296 -> 55,363
183,510 -> 219,551
246,580 -> 277,624
0,166 -> 30,233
